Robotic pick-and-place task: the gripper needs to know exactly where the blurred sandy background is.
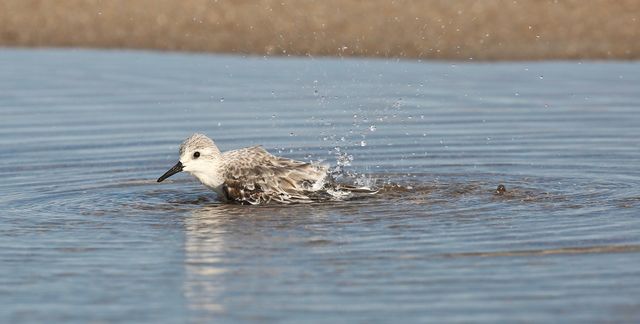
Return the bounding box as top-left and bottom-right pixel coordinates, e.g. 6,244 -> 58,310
1,0 -> 638,60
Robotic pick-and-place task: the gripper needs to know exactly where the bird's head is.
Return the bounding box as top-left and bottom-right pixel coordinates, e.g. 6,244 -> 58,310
157,133 -> 221,182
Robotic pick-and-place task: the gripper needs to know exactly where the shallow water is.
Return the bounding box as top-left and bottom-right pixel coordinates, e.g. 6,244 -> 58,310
1,49 -> 639,323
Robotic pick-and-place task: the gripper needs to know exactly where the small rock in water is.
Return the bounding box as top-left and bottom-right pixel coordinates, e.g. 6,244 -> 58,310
495,184 -> 507,195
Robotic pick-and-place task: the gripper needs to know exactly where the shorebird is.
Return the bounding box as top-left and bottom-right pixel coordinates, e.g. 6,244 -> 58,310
157,133 -> 376,204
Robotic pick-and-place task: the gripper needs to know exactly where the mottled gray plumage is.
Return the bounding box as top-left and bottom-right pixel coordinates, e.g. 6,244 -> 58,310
158,133 -> 376,205
220,146 -> 329,204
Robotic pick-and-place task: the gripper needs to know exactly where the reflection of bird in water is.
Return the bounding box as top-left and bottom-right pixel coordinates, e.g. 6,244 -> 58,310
158,133 -> 376,204
183,205 -> 228,316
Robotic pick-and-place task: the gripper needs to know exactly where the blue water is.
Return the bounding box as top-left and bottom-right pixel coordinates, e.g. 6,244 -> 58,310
1,49 -> 639,323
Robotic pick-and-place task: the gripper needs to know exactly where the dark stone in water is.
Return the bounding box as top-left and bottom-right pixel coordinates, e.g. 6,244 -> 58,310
496,184 -> 507,195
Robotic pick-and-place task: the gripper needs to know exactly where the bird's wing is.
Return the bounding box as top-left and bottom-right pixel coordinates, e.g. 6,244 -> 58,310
221,146 -> 328,204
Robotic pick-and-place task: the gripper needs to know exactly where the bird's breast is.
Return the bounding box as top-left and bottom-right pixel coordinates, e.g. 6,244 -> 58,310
189,170 -> 225,194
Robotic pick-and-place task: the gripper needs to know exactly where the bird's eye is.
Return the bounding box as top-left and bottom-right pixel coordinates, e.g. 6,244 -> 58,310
193,152 -> 200,158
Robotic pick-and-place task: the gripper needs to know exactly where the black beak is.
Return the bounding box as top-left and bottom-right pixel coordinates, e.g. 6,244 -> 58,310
157,161 -> 183,182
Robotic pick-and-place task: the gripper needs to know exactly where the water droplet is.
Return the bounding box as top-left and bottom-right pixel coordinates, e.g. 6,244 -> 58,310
539,75 -> 544,80
360,141 -> 367,147
289,132 -> 295,136
369,125 -> 377,132
219,97 -> 225,102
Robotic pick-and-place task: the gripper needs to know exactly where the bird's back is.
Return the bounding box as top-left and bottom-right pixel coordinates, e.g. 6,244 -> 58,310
220,146 -> 329,204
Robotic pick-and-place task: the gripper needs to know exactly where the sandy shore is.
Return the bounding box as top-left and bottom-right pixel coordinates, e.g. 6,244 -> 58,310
1,0 -> 638,60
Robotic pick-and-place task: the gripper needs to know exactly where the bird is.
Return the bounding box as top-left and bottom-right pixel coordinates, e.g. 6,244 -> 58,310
157,133 -> 376,204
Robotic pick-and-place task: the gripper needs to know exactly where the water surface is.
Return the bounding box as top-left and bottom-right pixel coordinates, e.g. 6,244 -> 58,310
1,49 -> 639,323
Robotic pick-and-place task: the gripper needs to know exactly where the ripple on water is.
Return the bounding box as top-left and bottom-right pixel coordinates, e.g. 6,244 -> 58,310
1,50 -> 640,323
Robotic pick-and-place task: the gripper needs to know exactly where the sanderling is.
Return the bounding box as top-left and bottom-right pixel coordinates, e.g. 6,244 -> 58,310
157,133 -> 376,204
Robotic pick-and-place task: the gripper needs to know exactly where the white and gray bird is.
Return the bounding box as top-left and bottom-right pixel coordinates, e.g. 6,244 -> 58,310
157,133 -> 376,204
